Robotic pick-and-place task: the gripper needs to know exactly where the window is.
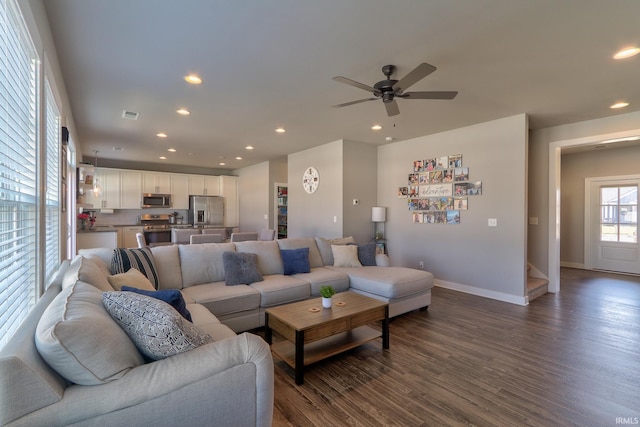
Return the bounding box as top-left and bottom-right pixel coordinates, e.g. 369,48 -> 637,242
600,186 -> 638,243
44,79 -> 61,284
0,0 -> 40,347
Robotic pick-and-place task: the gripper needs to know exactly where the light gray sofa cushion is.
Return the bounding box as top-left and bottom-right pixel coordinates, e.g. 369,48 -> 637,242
151,244 -> 183,289
102,292 -> 213,360
181,282 -> 261,316
235,240 -> 284,275
179,242 -> 235,287
276,237 -> 324,268
293,267 -> 350,295
327,266 -> 434,298
62,256 -> 113,291
315,236 -> 355,266
249,275 -> 310,307
35,281 -> 143,385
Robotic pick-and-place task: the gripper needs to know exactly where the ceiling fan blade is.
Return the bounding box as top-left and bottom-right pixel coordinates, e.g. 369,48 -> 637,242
393,63 -> 437,93
385,99 -> 400,117
402,91 -> 458,100
331,98 -> 378,108
332,76 -> 378,94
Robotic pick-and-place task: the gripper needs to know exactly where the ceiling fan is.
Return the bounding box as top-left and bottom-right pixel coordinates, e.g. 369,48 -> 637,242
332,63 -> 457,117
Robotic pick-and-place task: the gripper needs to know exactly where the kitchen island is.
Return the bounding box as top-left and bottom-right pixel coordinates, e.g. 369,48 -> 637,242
76,226 -> 118,254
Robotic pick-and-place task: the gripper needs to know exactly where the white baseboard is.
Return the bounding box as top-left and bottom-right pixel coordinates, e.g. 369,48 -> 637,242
434,280 -> 528,306
560,261 -> 586,269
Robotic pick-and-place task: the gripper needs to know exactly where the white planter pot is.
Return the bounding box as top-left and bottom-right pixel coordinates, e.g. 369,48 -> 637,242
322,297 -> 332,308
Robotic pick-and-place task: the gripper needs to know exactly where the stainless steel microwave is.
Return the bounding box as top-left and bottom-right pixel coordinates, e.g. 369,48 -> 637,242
141,193 -> 171,208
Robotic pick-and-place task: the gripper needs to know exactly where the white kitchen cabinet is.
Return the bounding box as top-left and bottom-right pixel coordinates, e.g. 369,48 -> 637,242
122,226 -> 143,248
188,174 -> 220,196
171,174 -> 190,209
84,168 -> 121,209
143,172 -> 171,194
120,170 -> 143,209
219,175 -> 238,226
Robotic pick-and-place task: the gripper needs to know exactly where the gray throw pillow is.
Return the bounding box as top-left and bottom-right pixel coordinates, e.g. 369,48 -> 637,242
222,251 -> 264,285
102,292 -> 213,360
356,242 -> 377,266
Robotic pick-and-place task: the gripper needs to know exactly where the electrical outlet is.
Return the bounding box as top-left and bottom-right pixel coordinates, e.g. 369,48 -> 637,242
419,261 -> 424,269
488,218 -> 497,227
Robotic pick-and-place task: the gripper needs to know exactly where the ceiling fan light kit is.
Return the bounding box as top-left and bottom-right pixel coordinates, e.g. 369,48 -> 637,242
332,62 -> 458,116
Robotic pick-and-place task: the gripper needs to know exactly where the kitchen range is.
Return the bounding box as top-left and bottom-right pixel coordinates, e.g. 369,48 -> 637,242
140,214 -> 192,244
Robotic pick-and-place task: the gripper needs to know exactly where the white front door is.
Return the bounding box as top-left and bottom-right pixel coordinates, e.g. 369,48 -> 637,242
586,176 -> 639,274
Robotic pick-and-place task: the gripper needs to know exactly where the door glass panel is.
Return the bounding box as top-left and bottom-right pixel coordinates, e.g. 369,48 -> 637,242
600,186 -> 638,243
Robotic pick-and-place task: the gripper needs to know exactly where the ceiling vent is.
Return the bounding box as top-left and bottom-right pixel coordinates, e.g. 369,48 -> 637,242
121,110 -> 139,120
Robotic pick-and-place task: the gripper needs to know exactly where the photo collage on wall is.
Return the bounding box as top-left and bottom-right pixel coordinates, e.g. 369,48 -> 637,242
398,154 -> 482,224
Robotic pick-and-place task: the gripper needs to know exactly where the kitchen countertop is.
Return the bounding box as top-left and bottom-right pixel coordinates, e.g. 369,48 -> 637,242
77,225 -> 117,233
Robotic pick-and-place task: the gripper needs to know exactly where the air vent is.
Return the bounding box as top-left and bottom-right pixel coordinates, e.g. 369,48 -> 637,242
113,146 -> 124,152
121,110 -> 139,120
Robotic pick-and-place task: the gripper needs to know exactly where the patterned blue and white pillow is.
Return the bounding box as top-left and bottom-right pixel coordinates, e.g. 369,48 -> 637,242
102,291 -> 212,360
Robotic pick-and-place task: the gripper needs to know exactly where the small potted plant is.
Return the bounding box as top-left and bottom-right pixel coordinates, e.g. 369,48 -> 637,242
319,285 -> 335,309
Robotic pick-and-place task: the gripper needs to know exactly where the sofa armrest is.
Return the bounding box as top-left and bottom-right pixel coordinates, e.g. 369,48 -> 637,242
18,333 -> 274,427
375,253 -> 390,267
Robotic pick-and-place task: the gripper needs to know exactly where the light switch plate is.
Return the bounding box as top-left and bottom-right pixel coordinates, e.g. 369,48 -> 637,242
488,218 -> 497,227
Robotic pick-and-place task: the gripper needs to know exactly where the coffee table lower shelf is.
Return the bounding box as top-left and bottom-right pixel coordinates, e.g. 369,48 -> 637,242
271,325 -> 381,368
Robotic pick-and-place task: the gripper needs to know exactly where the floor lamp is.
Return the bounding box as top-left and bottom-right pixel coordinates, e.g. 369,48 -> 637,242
372,206 -> 386,241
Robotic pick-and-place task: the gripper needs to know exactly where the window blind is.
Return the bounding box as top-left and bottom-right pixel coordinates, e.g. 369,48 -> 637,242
0,0 -> 40,347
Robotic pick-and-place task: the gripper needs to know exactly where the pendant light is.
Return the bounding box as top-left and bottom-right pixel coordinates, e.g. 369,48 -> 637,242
92,150 -> 102,197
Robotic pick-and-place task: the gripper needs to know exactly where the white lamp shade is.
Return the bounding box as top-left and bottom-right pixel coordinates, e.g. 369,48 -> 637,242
372,206 -> 386,222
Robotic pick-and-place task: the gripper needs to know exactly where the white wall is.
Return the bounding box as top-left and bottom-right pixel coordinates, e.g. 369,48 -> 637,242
378,114 -> 528,302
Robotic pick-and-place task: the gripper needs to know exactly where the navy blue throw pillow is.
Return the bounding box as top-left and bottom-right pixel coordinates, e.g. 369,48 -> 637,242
357,242 -> 377,266
121,286 -> 192,322
280,248 -> 311,275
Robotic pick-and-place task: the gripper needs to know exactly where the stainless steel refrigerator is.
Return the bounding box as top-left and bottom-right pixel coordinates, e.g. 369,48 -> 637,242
188,195 -> 224,226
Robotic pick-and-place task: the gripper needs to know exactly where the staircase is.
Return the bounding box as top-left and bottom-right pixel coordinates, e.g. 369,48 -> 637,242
527,263 -> 548,302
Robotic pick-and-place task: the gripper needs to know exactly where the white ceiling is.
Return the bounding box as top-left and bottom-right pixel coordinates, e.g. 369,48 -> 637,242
43,0 -> 640,170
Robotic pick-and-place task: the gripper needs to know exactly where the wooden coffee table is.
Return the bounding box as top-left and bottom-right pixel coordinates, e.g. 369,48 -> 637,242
264,291 -> 389,385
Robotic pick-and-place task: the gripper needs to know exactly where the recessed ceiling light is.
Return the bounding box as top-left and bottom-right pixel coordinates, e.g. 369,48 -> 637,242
613,47 -> 640,59
159,156 -> 167,160
385,137 -> 394,141
184,74 -> 202,85
610,102 -> 629,109
168,148 -> 177,152
371,124 -> 382,131
235,156 -> 243,160
156,132 -> 167,138
245,145 -> 254,150
219,162 -> 226,166
275,127 -> 286,133
176,108 -> 190,115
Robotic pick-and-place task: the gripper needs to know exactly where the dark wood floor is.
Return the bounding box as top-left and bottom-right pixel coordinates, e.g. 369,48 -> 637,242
267,268 -> 640,427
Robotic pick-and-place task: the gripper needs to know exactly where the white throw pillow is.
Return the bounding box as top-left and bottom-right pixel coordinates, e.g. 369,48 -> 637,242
108,268 -> 156,291
331,244 -> 362,268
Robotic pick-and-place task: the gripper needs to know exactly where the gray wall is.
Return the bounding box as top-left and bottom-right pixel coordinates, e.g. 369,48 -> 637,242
560,144 -> 640,265
377,115 -> 528,301
342,140 -> 378,243
237,161 -> 270,232
287,140 -> 378,242
528,110 -> 640,276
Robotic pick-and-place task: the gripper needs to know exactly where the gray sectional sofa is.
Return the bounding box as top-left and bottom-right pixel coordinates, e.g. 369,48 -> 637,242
0,236 -> 433,426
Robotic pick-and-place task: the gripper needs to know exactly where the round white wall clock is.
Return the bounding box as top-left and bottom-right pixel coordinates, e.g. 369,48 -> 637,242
302,166 -> 319,194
